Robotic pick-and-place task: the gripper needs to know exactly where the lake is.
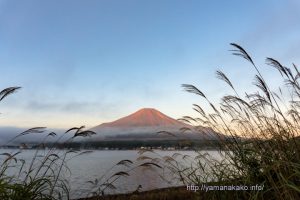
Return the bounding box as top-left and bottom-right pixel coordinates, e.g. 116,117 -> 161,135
0,149 -> 223,199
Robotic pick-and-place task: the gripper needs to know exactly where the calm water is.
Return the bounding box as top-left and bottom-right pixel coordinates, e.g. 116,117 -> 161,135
0,149 -> 223,199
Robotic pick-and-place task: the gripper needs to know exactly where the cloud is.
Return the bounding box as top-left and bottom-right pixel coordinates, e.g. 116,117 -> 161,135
24,100 -> 119,116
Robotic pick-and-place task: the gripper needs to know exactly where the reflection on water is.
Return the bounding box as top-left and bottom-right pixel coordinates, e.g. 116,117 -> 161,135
0,149 -> 223,199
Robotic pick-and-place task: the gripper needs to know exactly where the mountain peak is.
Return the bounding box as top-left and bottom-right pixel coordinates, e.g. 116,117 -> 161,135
134,108 -> 161,115
89,108 -> 221,140
95,108 -> 185,128
137,108 -> 157,112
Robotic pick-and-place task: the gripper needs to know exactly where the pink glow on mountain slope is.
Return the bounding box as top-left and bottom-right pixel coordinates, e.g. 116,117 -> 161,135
98,108 -> 185,128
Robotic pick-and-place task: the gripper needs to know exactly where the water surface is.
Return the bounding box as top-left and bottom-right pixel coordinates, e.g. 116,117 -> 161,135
0,149 -> 223,199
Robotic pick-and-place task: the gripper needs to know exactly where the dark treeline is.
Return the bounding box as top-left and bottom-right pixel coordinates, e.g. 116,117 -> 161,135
37,139 -> 223,150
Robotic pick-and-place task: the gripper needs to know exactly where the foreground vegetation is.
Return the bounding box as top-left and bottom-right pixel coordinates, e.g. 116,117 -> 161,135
1,43 -> 300,199
142,43 -> 300,199
0,89 -> 99,199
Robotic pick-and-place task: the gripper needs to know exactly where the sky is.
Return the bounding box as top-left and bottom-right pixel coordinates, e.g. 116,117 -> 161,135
0,0 -> 300,129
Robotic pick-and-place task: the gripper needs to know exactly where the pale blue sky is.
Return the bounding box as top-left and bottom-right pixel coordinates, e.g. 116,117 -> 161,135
0,0 -> 300,128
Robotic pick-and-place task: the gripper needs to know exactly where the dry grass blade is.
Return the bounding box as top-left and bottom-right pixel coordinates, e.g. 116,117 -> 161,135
180,116 -> 197,123
65,125 -> 85,134
139,162 -> 162,169
74,130 -> 96,138
183,154 -> 191,160
76,150 -> 93,156
209,103 -> 219,114
47,132 -> 57,137
182,84 -> 206,98
101,183 -> 116,190
179,127 -> 192,133
253,75 -> 271,102
1,152 -> 20,164
156,130 -> 177,137
222,95 -> 251,108
293,63 -> 299,72
0,152 -> 12,157
112,171 -> 130,177
20,127 -> 47,135
4,127 -> 48,144
216,70 -> 235,90
178,118 -> 192,124
163,156 -> 175,162
266,57 -> 289,78
230,43 -> 254,65
116,159 -> 133,166
285,67 -> 294,81
0,87 -> 21,101
137,156 -> 153,161
137,149 -> 154,154
193,104 -> 206,116
66,150 -> 79,154
172,153 -> 182,158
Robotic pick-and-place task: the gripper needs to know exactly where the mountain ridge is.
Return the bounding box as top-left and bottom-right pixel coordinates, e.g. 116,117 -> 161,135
89,108 -> 221,141
93,108 -> 188,129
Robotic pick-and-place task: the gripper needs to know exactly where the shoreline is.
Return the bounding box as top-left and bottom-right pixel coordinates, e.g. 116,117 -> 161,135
75,186 -> 200,200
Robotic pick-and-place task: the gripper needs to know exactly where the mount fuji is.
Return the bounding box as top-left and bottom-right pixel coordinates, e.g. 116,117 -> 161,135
89,108 -> 219,141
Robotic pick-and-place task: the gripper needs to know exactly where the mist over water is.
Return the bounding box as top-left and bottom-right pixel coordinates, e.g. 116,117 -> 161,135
0,126 -> 73,145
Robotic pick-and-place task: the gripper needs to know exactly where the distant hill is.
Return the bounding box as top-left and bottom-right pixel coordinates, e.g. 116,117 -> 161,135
89,108 -> 221,141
